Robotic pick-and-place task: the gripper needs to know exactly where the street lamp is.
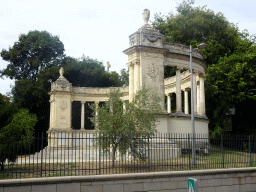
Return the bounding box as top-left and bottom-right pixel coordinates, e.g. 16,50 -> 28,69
189,43 -> 207,166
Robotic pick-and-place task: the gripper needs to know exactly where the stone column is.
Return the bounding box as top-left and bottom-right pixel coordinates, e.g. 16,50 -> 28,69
184,88 -> 189,114
197,81 -> 200,114
192,70 -> 198,115
167,93 -> 172,113
134,60 -> 140,94
95,101 -> 99,116
95,101 -> 99,127
123,101 -> 126,115
128,62 -> 134,102
199,74 -> 206,116
167,93 -> 171,113
176,67 -> 182,113
81,101 -> 85,129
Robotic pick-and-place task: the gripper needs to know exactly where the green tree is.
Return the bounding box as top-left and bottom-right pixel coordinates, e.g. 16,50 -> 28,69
0,93 -> 17,129
90,87 -> 162,167
120,68 -> 129,86
0,109 -> 37,170
152,2 -> 239,65
0,30 -> 65,81
206,33 -> 256,131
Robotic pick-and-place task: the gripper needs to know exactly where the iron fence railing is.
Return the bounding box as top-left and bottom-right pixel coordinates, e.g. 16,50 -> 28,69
0,133 -> 256,179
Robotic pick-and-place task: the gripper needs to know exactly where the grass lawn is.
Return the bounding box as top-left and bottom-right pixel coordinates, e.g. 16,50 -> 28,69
1,144 -> 256,179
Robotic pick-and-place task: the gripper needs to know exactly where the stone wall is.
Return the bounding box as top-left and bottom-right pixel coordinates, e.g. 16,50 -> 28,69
1,168 -> 256,192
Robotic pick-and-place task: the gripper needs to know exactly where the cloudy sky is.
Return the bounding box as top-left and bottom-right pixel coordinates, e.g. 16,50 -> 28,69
0,0 -> 255,95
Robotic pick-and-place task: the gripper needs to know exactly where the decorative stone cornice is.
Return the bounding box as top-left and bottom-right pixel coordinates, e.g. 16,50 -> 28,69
123,45 -> 169,55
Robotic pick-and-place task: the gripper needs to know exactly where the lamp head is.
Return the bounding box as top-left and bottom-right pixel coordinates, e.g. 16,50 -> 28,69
197,43 -> 207,49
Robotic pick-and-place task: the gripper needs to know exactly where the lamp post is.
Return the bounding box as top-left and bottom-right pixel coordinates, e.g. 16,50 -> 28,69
189,43 -> 207,166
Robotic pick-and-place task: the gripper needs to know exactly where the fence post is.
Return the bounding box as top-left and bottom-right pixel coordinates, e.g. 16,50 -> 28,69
188,134 -> 191,170
249,135 -> 252,167
148,133 -> 150,171
221,135 -> 224,168
41,132 -> 44,177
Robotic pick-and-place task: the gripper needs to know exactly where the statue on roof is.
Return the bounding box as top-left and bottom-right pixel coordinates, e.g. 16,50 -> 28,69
59,67 -> 64,77
142,9 -> 150,25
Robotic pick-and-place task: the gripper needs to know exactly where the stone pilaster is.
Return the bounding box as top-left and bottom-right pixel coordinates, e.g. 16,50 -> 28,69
128,62 -> 134,102
70,99 -> 73,128
199,73 -> 206,116
134,60 -> 140,94
49,101 -> 52,128
176,67 -> 182,113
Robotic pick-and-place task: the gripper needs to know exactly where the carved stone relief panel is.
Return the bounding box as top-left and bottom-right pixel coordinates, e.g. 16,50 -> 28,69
60,100 -> 67,111
59,116 -> 67,124
147,63 -> 159,81
129,34 -> 139,47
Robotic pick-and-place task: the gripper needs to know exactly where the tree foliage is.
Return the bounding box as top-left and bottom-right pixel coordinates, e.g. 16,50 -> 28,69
152,3 -> 239,65
0,109 -> 37,170
120,68 -> 129,86
90,87 -> 162,166
206,33 -> 256,130
1,30 -> 65,80
0,93 -> 17,129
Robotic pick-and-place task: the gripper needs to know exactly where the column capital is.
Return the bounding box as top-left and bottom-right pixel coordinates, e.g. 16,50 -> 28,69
95,101 -> 100,104
192,69 -> 198,74
199,72 -> 205,79
185,88 -> 190,92
175,66 -> 183,71
133,59 -> 140,65
81,101 -> 86,104
126,62 -> 134,67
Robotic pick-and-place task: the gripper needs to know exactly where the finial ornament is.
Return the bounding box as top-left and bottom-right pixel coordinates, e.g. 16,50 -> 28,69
59,67 -> 64,77
142,9 -> 150,25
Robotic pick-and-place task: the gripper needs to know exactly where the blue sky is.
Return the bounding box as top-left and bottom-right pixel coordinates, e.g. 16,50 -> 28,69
0,0 -> 255,95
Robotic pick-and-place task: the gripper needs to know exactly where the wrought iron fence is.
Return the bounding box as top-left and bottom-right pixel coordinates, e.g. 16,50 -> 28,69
0,132 -> 256,179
